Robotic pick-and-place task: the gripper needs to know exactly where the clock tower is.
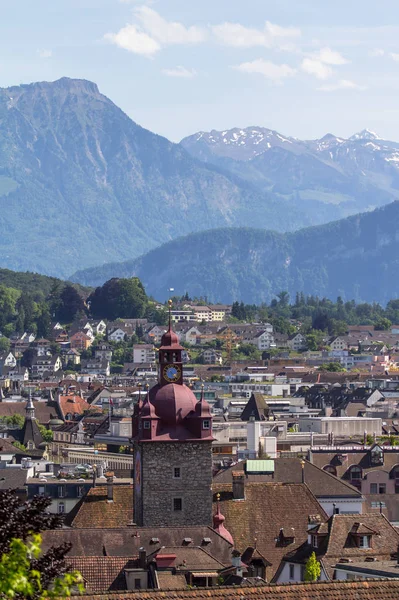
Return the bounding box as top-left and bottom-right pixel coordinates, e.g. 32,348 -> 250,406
132,301 -> 213,528
159,302 -> 183,386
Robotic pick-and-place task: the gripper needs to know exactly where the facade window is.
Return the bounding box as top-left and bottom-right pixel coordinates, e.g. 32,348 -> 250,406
349,466 -> 362,480
289,564 -> 295,580
58,486 -> 65,498
134,579 -> 141,589
370,483 -> 377,494
58,502 -> 65,514
311,535 -> 318,548
203,420 -> 210,430
379,483 -> 386,494
173,498 -> 182,511
143,421 -> 150,429
173,467 -> 181,479
77,486 -> 84,498
359,535 -> 371,548
38,486 -> 45,496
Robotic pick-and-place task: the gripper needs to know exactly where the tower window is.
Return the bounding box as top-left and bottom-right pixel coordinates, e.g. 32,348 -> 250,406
203,420 -> 210,429
173,498 -> 182,511
173,467 -> 181,479
143,421 -> 150,429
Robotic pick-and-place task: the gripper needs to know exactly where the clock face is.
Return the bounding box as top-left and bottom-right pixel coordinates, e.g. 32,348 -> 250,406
163,364 -> 182,382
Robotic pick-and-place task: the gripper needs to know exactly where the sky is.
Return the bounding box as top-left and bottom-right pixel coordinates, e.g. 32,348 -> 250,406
2,0 -> 399,141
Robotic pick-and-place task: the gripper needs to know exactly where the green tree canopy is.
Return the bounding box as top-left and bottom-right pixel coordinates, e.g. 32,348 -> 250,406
89,277 -> 148,320
304,551 -> 321,582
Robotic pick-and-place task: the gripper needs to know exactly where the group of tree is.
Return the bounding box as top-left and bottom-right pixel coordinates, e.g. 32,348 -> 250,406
0,489 -> 82,598
229,293 -> 399,337
0,271 -> 169,340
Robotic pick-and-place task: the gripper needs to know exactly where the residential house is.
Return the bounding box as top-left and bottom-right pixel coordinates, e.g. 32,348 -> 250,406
84,320 -> 107,336
27,477 -> 93,514
145,325 -> 167,345
133,344 -> 155,364
81,358 -> 110,377
65,349 -> 81,366
31,355 -> 62,378
70,331 -> 92,351
287,333 -> 307,352
0,352 -> 16,368
251,330 -> 275,351
275,513 -> 399,583
200,349 -> 223,364
309,443 -> 399,523
94,343 -> 113,362
329,337 -> 348,351
108,327 -> 126,343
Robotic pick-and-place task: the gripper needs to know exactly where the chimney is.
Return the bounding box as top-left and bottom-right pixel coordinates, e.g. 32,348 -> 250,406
107,476 -> 114,502
139,547 -> 147,569
232,472 -> 245,500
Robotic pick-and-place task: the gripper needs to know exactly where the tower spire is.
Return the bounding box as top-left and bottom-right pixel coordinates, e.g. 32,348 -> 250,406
168,298 -> 172,330
26,390 -> 35,421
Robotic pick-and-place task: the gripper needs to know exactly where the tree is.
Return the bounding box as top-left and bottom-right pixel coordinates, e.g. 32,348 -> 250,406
0,336 -> 10,353
319,362 -> 345,372
89,277 -> 148,320
0,534 -> 82,599
57,285 -> 86,323
375,317 -> 392,331
0,490 -> 73,593
38,425 -> 53,443
304,551 -> 321,582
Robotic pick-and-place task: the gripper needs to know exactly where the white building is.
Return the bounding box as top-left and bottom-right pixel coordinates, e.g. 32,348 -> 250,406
133,344 -> 155,364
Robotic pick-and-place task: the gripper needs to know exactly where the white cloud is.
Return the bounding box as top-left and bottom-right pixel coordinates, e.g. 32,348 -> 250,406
37,49 -> 52,59
162,66 -> 197,78
318,79 -> 366,92
212,20 -> 300,49
105,6 -> 206,55
314,47 -> 348,65
233,58 -> 296,83
369,48 -> 385,57
104,24 -> 160,56
134,6 -> 207,45
301,58 -> 332,80
390,52 -> 399,62
301,47 -> 348,80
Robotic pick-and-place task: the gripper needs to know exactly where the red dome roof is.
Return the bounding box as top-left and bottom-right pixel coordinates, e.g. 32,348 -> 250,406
160,326 -> 180,348
149,383 -> 197,424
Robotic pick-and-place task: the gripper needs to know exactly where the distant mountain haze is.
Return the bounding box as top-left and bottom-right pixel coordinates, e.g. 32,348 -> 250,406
0,77 -> 332,277
71,200 -> 399,305
181,127 -> 399,217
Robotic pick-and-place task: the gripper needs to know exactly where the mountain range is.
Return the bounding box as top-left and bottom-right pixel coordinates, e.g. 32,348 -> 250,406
71,200 -> 399,305
2,77 -> 399,279
0,77 -> 334,278
181,127 -> 399,218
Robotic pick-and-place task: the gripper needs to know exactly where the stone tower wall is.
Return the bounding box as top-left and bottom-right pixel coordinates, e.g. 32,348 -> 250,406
138,441 -> 213,527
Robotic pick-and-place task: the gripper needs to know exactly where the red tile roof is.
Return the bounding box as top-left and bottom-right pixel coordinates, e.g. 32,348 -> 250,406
58,395 -> 92,418
67,579 -> 399,599
65,485 -> 133,528
212,483 -> 327,578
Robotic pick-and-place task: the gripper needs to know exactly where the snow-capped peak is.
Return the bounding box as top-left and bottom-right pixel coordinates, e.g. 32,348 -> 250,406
349,129 -> 381,141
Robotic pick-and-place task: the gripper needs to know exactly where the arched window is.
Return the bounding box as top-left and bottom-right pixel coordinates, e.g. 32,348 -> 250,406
323,465 -> 337,476
348,466 -> 362,480
390,465 -> 399,493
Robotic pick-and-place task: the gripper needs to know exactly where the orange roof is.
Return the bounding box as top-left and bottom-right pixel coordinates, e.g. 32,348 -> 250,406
59,395 -> 91,418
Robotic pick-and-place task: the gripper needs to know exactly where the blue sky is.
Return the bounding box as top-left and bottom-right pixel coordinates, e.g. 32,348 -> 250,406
2,0 -> 399,141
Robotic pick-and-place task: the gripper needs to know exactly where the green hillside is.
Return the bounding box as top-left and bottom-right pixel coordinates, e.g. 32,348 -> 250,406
71,200 -> 399,304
